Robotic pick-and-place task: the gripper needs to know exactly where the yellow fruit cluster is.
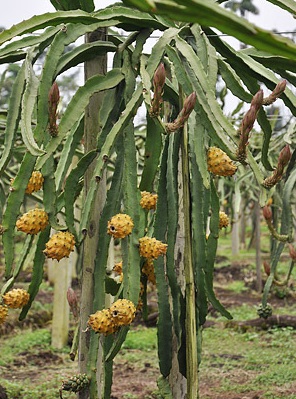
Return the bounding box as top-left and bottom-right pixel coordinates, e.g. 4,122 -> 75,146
219,211 -> 230,229
107,214 -> 134,239
88,299 -> 136,335
140,191 -> 158,210
16,208 -> 49,235
139,236 -> 167,259
207,147 -> 237,177
43,231 -> 75,261
2,288 -> 30,309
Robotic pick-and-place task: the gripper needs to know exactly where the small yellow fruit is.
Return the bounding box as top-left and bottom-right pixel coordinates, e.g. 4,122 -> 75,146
16,208 -> 49,235
88,309 -> 117,335
109,299 -> 136,327
142,259 -> 156,285
113,261 -> 123,282
43,231 -> 75,261
2,288 -> 30,309
113,261 -> 123,275
219,211 -> 230,229
25,171 -> 44,194
207,147 -> 237,177
107,214 -> 134,239
140,191 -> 158,210
0,305 -> 8,324
10,171 -> 44,194
139,236 -> 167,259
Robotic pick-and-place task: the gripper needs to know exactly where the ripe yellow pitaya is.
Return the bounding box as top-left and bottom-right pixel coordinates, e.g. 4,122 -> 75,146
107,213 -> 134,239
43,231 -> 75,261
88,309 -> 117,335
140,191 -> 158,210
207,147 -> 237,177
16,208 -> 49,235
109,299 -> 136,327
2,288 -> 30,309
139,237 -> 167,259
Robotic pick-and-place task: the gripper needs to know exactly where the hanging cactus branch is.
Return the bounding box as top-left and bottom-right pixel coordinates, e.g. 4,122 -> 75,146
262,145 -> 292,189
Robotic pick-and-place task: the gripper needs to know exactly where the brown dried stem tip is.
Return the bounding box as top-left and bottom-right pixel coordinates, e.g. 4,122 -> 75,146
166,92 -> 197,132
236,89 -> 263,163
67,287 -> 79,320
262,145 -> 291,189
262,205 -> 289,243
288,244 -> 296,262
150,63 -> 166,117
48,81 -> 60,137
262,80 -> 286,106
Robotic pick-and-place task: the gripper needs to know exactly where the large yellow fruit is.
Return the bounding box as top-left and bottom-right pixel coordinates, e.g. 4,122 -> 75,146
107,213 -> 134,239
16,208 -> 49,235
43,231 -> 75,261
2,288 -> 30,309
207,147 -> 237,177
139,236 -> 167,259
88,309 -> 117,335
109,299 -> 136,327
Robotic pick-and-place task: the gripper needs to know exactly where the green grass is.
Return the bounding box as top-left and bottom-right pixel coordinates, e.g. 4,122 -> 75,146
200,324 -> 296,398
123,326 -> 157,350
0,328 -> 51,365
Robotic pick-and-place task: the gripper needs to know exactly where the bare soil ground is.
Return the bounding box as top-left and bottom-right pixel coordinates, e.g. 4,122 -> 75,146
0,261 -> 295,399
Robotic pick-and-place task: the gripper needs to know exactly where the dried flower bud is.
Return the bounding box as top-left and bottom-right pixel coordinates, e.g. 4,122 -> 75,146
262,205 -> 272,221
278,145 -> 291,168
67,287 -> 79,320
49,81 -> 60,105
237,89 -> 263,163
263,261 -> 271,276
262,145 -> 291,189
150,63 -> 166,116
48,81 -> 60,137
153,63 -> 166,88
288,244 -> 296,262
166,92 -> 197,132
263,80 -> 287,105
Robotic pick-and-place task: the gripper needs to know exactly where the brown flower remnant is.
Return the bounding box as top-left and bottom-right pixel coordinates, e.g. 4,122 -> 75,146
236,90 -> 263,164
150,63 -> 166,117
262,145 -> 291,189
166,92 -> 197,132
262,80 -> 286,106
48,81 -> 60,137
